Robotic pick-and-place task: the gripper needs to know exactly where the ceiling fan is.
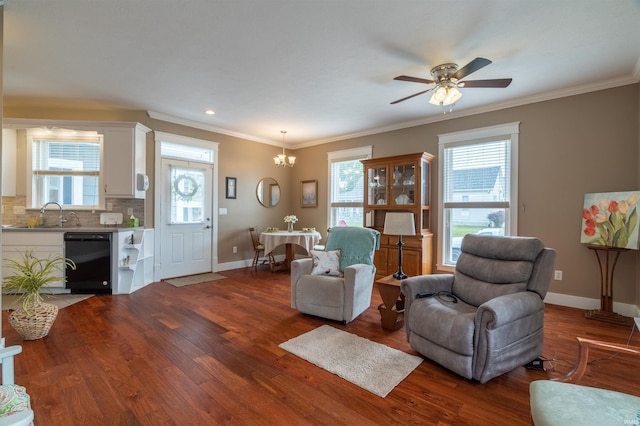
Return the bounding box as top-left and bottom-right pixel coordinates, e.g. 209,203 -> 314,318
391,57 -> 512,107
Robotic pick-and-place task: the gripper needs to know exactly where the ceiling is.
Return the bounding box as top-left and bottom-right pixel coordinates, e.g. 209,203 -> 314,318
3,0 -> 640,148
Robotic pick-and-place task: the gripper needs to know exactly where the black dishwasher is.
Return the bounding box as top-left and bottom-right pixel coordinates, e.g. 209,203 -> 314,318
64,232 -> 112,294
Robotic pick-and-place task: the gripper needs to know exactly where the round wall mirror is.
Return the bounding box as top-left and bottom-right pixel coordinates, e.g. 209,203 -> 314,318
256,177 -> 280,207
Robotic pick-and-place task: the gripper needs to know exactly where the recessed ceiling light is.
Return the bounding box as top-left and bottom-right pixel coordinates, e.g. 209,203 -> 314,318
204,109 -> 215,115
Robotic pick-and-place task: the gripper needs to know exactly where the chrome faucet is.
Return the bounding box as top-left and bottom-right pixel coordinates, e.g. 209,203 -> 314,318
40,202 -> 67,227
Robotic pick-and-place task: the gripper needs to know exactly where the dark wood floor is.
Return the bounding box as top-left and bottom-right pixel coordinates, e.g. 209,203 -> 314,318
3,267 -> 639,425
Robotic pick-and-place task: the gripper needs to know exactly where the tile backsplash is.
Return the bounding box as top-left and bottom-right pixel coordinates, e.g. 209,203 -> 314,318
2,196 -> 144,228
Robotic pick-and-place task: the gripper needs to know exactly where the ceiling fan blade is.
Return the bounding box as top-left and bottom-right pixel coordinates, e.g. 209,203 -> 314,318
394,75 -> 436,85
460,78 -> 512,88
390,88 -> 433,104
451,57 -> 492,81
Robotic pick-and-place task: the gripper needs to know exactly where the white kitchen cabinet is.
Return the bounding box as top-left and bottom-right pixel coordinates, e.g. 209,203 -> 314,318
103,123 -> 150,199
2,232 -> 66,288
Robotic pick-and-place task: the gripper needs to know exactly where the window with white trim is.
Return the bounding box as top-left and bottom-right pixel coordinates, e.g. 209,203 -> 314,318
327,146 -> 372,228
27,129 -> 104,210
438,122 -> 519,270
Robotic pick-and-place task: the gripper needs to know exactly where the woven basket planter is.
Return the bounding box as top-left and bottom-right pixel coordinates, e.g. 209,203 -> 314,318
8,301 -> 58,340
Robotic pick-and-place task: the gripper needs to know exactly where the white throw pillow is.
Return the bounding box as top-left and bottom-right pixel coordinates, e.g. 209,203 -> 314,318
311,249 -> 343,277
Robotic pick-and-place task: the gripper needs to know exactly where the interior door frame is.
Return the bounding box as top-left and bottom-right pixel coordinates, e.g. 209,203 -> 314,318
153,131 -> 219,282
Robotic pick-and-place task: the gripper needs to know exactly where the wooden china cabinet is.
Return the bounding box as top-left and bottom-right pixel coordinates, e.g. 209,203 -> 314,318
361,152 -> 434,279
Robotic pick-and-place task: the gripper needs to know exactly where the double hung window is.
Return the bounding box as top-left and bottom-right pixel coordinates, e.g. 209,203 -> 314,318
27,129 -> 104,210
438,122 -> 520,269
327,146 -> 372,228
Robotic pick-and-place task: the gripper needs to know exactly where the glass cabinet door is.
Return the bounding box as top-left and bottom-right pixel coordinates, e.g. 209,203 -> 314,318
367,166 -> 387,206
391,163 -> 416,206
420,161 -> 428,207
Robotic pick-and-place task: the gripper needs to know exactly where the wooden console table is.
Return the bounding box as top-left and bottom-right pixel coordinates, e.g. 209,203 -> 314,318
585,244 -> 633,326
376,274 -> 406,331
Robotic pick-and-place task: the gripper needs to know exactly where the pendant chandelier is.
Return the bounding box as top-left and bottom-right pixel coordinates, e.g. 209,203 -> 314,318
273,130 -> 295,167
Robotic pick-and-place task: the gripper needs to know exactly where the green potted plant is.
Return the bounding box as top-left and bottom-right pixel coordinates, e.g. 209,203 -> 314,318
2,250 -> 76,340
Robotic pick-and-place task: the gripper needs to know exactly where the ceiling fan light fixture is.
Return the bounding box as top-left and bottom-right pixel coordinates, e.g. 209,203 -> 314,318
444,86 -> 462,105
430,86 -> 448,103
429,85 -> 462,107
391,57 -> 509,108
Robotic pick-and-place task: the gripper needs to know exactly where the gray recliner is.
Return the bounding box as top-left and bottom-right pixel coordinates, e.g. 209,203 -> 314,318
291,226 -> 380,323
401,234 -> 556,383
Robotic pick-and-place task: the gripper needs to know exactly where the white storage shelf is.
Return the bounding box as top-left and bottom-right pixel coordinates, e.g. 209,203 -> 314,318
115,229 -> 154,294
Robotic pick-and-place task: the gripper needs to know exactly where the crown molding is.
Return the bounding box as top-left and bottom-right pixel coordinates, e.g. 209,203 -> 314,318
297,75 -> 639,148
146,110 -> 285,148
149,74 -> 639,151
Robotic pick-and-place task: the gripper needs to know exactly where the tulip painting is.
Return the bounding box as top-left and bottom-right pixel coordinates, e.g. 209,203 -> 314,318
581,191 -> 640,249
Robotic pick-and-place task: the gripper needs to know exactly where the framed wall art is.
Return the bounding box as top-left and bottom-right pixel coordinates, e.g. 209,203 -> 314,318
301,180 -> 317,208
226,177 -> 237,199
581,191 -> 640,249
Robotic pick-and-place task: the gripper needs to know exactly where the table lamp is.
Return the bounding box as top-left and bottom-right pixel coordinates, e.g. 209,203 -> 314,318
383,212 -> 416,280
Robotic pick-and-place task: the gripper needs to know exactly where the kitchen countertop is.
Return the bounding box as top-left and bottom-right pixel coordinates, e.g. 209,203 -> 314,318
1,226 -> 145,233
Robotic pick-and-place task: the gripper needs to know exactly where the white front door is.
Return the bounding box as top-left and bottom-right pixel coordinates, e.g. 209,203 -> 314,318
160,158 -> 213,279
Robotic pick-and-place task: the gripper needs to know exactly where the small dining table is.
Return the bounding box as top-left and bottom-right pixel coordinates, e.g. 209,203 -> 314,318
260,230 -> 322,271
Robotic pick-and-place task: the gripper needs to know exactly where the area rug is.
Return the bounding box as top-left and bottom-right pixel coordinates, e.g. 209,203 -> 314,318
2,293 -> 94,311
279,325 -> 422,398
164,272 -> 227,287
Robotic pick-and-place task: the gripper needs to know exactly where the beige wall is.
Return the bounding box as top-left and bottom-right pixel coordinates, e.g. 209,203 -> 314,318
291,84 -> 640,304
3,83 -> 640,305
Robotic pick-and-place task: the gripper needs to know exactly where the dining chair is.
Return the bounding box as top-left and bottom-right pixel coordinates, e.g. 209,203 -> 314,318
249,227 -> 275,270
312,228 -> 330,251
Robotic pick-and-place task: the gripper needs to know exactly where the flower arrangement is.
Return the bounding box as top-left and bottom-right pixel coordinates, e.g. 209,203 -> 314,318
581,191 -> 639,249
284,215 -> 298,224
284,215 -> 298,232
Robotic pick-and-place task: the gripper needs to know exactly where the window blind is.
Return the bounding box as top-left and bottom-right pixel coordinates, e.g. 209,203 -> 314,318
32,139 -> 101,172
443,139 -> 511,208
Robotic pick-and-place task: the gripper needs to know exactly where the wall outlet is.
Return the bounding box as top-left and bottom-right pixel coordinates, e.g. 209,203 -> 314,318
554,270 -> 563,280
233,246 -> 237,254
107,202 -> 113,211
127,208 -> 133,216
13,205 -> 26,215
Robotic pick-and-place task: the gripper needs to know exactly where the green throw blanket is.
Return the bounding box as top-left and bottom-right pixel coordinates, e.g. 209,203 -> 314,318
325,227 -> 380,271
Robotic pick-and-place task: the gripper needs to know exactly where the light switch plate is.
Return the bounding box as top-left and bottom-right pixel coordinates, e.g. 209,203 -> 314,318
219,208 -> 228,215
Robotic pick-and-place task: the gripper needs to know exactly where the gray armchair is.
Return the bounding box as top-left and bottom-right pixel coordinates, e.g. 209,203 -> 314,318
401,234 -> 556,383
291,227 -> 380,323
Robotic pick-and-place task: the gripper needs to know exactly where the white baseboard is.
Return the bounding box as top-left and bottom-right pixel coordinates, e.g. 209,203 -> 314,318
216,255 -> 286,272
544,291 -> 640,317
